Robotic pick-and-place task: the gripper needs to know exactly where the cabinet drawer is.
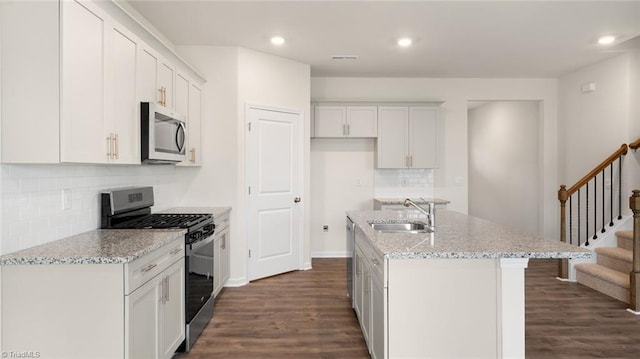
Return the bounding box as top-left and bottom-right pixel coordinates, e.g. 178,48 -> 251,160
125,240 -> 184,294
215,212 -> 230,231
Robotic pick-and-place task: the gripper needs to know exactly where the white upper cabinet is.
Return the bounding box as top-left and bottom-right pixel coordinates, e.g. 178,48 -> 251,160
60,0 -> 140,164
176,71 -> 202,167
59,0 -> 107,163
0,0 -> 205,165
313,105 -> 377,138
376,105 -> 439,169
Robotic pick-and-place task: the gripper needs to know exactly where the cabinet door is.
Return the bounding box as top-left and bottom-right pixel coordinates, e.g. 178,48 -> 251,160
126,275 -> 161,359
353,247 -> 364,321
347,106 -> 377,137
107,23 -> 139,164
213,236 -> 222,297
409,107 -> 438,168
188,83 -> 202,165
158,60 -> 175,109
361,263 -> 372,346
314,106 -> 346,137
60,0 -> 107,163
138,47 -> 159,104
174,73 -> 189,117
219,225 -> 231,288
371,276 -> 386,359
161,259 -> 185,359
376,106 -> 409,168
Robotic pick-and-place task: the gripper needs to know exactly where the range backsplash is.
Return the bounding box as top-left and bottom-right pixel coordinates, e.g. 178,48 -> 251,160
0,164 -> 184,255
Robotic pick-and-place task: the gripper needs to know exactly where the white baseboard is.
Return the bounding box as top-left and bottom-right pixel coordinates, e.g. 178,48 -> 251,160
224,277 -> 248,287
311,251 -> 350,258
626,308 -> 640,315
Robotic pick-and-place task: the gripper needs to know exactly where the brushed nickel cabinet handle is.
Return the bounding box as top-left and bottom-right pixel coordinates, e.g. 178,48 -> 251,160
113,133 -> 119,160
106,135 -> 112,157
347,124 -> 350,136
190,148 -> 196,163
141,263 -> 157,273
170,247 -> 182,256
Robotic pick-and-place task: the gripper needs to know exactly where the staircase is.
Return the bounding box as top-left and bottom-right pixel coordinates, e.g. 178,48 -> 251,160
575,230 -> 632,303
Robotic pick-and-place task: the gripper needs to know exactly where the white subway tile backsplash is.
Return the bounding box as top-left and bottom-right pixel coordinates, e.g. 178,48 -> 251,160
374,168 -> 435,198
1,164 -> 183,255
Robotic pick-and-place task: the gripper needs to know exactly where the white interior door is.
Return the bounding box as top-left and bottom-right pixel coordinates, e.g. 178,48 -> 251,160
246,106 -> 303,281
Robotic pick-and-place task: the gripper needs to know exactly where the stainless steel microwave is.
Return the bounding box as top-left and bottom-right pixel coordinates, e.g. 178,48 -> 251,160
141,102 -> 187,164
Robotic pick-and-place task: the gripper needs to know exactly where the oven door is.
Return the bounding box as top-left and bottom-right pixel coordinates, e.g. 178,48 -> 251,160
185,232 -> 214,323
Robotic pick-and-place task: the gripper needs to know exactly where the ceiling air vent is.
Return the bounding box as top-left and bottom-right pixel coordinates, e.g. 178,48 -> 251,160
331,55 -> 358,60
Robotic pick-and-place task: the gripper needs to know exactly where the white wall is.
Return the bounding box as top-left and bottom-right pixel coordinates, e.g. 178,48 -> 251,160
176,46 -> 311,285
558,54 -> 634,188
310,139 -> 374,257
311,78 -> 559,246
629,50 -> 640,192
468,101 -> 540,235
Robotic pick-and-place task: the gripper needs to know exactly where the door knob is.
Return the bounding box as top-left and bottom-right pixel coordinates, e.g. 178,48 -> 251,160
294,197 -> 301,203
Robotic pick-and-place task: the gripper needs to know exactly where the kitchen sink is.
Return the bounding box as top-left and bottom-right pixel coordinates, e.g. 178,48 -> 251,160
369,221 -> 433,234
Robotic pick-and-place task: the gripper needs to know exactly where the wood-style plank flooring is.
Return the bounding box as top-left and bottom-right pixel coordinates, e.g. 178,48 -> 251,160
179,258 -> 640,358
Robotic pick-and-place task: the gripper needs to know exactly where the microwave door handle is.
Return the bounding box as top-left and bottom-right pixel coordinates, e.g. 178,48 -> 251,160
176,122 -> 186,152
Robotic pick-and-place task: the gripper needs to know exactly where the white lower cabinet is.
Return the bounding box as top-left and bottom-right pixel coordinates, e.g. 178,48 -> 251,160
213,212 -> 231,298
1,238 -> 185,359
354,228 -> 387,358
126,258 -> 185,359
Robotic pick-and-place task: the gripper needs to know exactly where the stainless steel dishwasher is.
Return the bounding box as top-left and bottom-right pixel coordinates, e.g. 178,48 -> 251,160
346,216 -> 355,306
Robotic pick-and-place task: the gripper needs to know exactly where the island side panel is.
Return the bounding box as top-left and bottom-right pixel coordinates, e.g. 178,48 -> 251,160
2,264 -> 124,358
388,258 -> 498,358
497,258 -> 529,359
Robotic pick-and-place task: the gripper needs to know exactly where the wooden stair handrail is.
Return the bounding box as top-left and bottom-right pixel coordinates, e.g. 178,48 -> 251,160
630,190 -> 640,311
630,138 -> 640,150
565,144 -> 628,196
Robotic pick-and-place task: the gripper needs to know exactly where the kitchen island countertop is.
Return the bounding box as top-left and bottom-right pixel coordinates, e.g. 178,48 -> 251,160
347,209 -> 591,260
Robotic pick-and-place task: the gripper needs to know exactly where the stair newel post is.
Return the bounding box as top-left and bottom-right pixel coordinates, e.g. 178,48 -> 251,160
629,190 -> 640,311
558,185 -> 569,279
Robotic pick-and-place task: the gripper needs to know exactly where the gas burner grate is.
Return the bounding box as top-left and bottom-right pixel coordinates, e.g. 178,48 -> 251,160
115,213 -> 211,229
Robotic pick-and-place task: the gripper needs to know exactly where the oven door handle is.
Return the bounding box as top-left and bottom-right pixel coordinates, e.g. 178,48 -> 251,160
189,233 -> 214,252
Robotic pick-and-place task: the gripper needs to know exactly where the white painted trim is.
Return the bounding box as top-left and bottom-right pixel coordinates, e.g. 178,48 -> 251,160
311,251 -> 349,258
224,277 -> 249,288
626,308 -> 640,315
499,258 -> 529,269
555,277 -> 574,282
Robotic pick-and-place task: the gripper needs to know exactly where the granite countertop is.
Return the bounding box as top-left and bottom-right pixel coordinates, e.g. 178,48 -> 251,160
0,229 -> 186,266
347,210 -> 592,260
159,206 -> 231,218
374,197 -> 451,205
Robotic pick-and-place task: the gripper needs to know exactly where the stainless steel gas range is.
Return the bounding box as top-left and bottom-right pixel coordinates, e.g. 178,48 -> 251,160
101,186 -> 214,353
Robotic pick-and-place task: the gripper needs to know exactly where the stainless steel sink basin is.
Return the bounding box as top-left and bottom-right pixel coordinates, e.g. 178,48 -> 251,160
369,221 -> 434,234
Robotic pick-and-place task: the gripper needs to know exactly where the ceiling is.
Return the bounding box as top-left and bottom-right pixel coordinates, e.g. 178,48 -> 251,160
127,0 -> 640,78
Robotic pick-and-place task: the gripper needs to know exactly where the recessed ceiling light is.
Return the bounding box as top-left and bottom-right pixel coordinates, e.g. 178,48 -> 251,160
397,38 -> 413,47
597,35 -> 616,45
271,36 -> 285,46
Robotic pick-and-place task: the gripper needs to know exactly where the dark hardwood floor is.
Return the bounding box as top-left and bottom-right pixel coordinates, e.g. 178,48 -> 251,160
179,258 -> 640,358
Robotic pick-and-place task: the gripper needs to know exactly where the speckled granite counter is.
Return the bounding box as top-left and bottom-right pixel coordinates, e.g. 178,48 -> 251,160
159,206 -> 231,218
347,209 -> 591,260
0,229 -> 186,265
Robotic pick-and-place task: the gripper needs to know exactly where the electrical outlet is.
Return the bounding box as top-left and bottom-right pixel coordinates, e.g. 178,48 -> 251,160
323,225 -> 329,232
62,189 -> 72,210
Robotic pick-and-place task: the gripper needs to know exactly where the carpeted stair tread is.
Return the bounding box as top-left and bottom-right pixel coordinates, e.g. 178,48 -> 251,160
575,263 -> 629,288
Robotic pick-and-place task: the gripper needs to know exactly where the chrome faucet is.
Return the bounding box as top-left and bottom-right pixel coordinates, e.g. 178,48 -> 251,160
403,198 -> 435,227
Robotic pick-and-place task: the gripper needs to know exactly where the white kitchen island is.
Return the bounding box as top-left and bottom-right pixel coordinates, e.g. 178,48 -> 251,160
347,210 -> 591,359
